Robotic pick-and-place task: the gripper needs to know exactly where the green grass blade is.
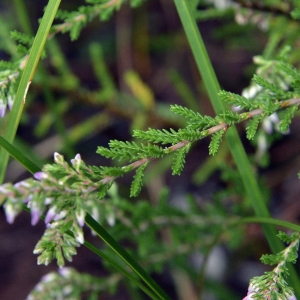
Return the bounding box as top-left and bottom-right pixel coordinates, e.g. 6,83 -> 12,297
241,217 -> 300,232
82,240 -> 160,299
0,0 -> 61,184
20,205 -> 159,299
0,136 -> 40,174
85,213 -> 171,300
173,0 -> 300,295
174,0 -> 279,251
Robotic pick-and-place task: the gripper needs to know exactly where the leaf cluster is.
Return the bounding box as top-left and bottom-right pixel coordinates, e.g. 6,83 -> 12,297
0,153 -> 115,268
27,267 -> 113,300
96,72 -> 300,195
10,30 -> 33,55
248,232 -> 300,299
0,30 -> 35,117
96,187 -> 241,274
261,232 -> 300,266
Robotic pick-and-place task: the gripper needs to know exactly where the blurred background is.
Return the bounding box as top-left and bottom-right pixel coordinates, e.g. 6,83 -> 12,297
1,0 -> 300,299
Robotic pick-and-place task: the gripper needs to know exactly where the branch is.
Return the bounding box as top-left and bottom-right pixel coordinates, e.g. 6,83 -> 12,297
98,97 -> 300,188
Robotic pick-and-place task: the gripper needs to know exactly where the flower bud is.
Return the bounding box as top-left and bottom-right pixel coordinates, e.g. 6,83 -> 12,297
31,203 -> 43,226
73,226 -> 84,244
0,101 -> 6,118
59,267 -> 73,278
45,205 -> 58,224
34,172 -> 48,181
75,208 -> 85,227
54,152 -> 64,164
71,153 -> 82,171
4,201 -> 18,224
41,272 -> 56,283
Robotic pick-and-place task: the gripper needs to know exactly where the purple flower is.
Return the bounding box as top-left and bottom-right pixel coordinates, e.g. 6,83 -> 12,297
287,293 -> 297,300
58,267 -> 73,278
71,153 -> 82,171
14,181 -> 31,189
243,283 -> 258,300
4,202 -> 18,224
44,205 -> 57,224
34,172 -> 48,181
40,272 -> 56,283
71,153 -> 81,165
53,210 -> 67,221
31,203 -> 43,226
0,102 -> 6,118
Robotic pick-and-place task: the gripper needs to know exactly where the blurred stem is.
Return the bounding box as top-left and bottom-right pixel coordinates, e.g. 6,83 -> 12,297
39,65 -> 76,158
168,69 -> 200,112
13,0 -> 33,36
240,217 -> 300,232
89,43 -> 117,102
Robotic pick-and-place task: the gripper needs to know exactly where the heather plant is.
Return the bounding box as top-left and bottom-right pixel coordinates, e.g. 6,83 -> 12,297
1,0 -> 300,299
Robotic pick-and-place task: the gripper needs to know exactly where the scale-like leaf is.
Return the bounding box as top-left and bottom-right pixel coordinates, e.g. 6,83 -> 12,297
133,128 -> 180,144
253,75 -> 284,96
130,162 -> 149,197
208,130 -> 224,156
171,145 -> 190,175
279,105 -> 298,133
219,90 -> 258,110
246,117 -> 261,140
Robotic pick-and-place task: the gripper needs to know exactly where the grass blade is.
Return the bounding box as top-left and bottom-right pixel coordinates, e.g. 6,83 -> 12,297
0,136 -> 40,174
85,213 -> 171,300
0,0 -> 61,183
173,0 -> 300,295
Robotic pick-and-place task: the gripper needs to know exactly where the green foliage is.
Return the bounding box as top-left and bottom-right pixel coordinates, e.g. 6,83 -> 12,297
252,74 -> 286,97
246,232 -> 300,299
97,140 -> 165,162
10,30 -> 33,49
219,90 -> 259,111
279,105 -> 298,133
130,162 -> 149,197
171,144 -> 190,175
1,153 -> 106,267
291,8 -> 300,20
53,0 -> 145,40
133,128 -> 181,145
170,104 -> 218,130
246,117 -> 262,140
209,129 -> 225,156
27,267 -> 115,300
1,0 -> 300,299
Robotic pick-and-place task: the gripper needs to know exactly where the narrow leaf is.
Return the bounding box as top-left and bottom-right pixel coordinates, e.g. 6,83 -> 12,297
208,130 -> 224,156
130,162 -> 149,197
0,136 -> 40,174
246,117 -> 261,140
171,145 -> 190,175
